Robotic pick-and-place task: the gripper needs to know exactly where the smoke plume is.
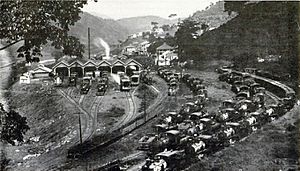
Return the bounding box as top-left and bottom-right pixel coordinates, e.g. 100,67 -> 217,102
94,37 -> 110,59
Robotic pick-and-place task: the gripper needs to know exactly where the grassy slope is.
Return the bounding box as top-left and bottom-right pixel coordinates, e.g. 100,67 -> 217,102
6,83 -> 81,170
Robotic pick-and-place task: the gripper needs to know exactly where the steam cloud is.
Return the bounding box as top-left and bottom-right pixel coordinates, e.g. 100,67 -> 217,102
94,37 -> 110,59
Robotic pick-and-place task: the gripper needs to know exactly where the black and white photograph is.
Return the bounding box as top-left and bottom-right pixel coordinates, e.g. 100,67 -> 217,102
0,0 -> 299,170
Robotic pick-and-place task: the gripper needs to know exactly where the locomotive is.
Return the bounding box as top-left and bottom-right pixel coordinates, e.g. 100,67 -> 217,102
96,77 -> 108,96
80,77 -> 92,94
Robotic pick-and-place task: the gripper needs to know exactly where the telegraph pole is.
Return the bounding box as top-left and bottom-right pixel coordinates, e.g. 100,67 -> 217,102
88,27 -> 91,59
78,113 -> 83,144
144,89 -> 147,122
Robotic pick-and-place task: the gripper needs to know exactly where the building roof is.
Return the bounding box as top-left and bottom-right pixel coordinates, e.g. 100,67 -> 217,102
156,43 -> 174,50
31,65 -> 52,74
52,56 -> 143,70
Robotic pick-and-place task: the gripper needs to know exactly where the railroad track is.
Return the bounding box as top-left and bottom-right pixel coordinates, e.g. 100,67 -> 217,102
86,95 -> 104,140
88,84 -> 169,170
57,89 -> 94,143
112,90 -> 137,131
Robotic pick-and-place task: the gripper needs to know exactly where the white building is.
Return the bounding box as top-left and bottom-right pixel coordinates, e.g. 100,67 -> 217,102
139,41 -> 151,55
155,50 -> 178,66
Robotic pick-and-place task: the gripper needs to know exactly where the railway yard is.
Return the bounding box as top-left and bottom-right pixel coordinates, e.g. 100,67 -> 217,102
0,1 -> 299,171
0,60 -> 298,171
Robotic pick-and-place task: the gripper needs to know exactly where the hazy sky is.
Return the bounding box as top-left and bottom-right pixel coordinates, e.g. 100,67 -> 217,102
82,0 -> 220,19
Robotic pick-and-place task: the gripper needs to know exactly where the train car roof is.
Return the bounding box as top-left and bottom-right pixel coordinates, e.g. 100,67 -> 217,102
237,99 -> 252,103
191,112 -> 202,115
185,102 -> 195,105
250,83 -> 260,86
225,122 -> 240,126
166,130 -> 180,135
199,118 -> 211,122
154,124 -> 168,128
223,99 -> 235,103
198,134 -> 213,139
249,112 -> 260,116
156,150 -> 184,157
240,85 -> 249,88
167,111 -> 177,115
222,107 -> 235,111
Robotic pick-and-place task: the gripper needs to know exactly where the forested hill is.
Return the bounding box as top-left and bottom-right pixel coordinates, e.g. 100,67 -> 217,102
191,2 -> 298,78
190,1 -> 237,29
69,12 -> 129,54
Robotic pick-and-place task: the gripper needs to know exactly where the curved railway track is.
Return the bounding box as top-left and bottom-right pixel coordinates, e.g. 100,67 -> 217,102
232,70 -> 295,98
86,95 -> 104,140
112,90 -> 137,131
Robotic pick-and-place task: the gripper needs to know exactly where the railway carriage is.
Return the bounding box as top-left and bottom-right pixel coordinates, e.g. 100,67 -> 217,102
120,76 -> 131,91
138,134 -> 158,151
130,74 -> 140,86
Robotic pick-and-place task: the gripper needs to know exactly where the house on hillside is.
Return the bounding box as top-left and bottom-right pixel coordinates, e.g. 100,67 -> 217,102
155,43 -> 178,66
30,64 -> 52,78
123,45 -> 137,56
138,41 -> 151,55
128,34 -> 137,39
20,73 -> 31,84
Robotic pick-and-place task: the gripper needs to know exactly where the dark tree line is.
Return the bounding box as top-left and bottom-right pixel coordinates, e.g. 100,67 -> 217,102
0,0 -> 88,61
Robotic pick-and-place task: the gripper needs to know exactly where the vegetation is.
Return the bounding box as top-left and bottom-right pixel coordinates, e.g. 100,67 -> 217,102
172,2 -> 298,80
147,33 -> 176,54
0,104 -> 30,145
136,84 -> 157,113
107,106 -> 125,117
0,1 -> 88,61
175,19 -> 200,62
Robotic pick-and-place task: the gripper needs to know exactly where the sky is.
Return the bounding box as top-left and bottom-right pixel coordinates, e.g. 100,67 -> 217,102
82,0 -> 220,19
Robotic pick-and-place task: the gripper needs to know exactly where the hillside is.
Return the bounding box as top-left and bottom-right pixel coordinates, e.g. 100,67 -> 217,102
189,2 -> 298,80
117,15 -> 178,34
69,12 -> 129,56
189,1 -> 237,29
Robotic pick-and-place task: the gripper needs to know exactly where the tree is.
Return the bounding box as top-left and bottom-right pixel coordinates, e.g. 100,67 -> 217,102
0,0 -> 88,61
224,1 -> 247,15
200,23 -> 209,32
0,104 -> 30,146
161,24 -> 171,32
151,21 -> 158,26
147,39 -> 164,55
175,19 -> 200,61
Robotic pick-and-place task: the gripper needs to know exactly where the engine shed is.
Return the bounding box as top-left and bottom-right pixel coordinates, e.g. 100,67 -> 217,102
52,57 -> 142,78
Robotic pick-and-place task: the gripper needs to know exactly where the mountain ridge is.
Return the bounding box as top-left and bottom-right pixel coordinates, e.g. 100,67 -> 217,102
117,15 -> 178,34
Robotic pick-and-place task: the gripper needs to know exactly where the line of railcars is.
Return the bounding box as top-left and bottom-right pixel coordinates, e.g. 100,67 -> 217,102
138,66 -> 296,171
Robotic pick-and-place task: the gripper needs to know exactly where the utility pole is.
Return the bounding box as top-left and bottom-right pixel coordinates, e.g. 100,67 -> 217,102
143,87 -> 147,122
88,27 -> 91,59
78,113 -> 83,144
